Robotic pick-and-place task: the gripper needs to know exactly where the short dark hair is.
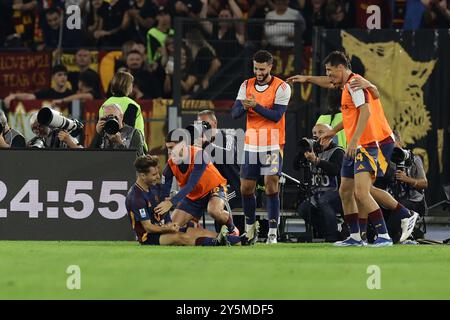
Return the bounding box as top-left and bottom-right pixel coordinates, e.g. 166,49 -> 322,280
166,129 -> 188,144
253,50 -> 273,65
52,64 -> 67,75
79,70 -> 99,90
323,51 -> 350,68
134,155 -> 159,173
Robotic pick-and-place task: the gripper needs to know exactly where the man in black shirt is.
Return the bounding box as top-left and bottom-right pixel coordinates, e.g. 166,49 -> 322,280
295,123 -> 344,242
0,110 -> 26,148
127,0 -> 158,43
4,65 -> 73,109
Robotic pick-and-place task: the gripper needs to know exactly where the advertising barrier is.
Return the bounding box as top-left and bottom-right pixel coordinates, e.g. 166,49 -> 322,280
0,149 -> 136,240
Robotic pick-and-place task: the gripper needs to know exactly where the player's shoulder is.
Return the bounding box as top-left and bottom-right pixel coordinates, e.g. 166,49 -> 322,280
273,77 -> 290,93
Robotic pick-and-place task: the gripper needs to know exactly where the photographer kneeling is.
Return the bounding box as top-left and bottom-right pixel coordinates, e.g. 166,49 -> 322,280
28,109 -> 82,149
90,103 -> 145,157
294,124 -> 344,242
383,130 -> 428,241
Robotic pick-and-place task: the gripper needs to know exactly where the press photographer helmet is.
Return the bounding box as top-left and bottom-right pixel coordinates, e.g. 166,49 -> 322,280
103,115 -> 120,135
37,107 -> 84,134
391,147 -> 414,169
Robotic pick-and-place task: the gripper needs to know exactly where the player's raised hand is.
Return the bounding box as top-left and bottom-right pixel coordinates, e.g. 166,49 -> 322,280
318,130 -> 336,146
349,77 -> 371,91
155,200 -> 173,216
286,75 -> 309,83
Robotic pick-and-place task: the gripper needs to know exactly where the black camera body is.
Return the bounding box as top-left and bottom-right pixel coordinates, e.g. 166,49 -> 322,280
103,115 -> 120,135
391,147 -> 414,171
295,137 -> 322,167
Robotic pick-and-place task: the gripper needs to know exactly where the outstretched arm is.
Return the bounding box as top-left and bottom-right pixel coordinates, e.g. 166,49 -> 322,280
287,75 -> 335,89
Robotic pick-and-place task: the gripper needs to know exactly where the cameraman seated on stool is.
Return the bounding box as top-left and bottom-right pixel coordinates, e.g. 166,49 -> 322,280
294,123 -> 344,242
28,113 -> 82,149
0,109 -> 26,148
383,130 -> 428,241
90,103 -> 145,157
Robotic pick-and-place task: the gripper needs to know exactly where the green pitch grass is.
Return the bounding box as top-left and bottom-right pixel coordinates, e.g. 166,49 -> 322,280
0,241 -> 449,300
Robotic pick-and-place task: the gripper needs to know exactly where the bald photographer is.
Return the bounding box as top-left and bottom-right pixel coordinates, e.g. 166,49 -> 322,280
294,123 -> 345,242
90,103 -> 145,157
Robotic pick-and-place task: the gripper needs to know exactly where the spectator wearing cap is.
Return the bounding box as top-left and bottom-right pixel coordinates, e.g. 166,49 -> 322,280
146,6 -> 174,64
3,65 -> 74,109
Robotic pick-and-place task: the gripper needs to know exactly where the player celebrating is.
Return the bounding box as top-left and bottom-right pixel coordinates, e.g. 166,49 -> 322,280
126,155 -> 253,246
154,130 -> 243,238
231,50 -> 291,244
287,52 -> 418,245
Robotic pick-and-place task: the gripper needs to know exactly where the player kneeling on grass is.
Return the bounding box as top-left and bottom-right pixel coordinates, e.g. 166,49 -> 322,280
126,155 -> 257,246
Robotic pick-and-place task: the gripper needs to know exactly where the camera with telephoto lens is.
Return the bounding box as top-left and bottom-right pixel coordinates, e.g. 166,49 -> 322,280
37,107 -> 83,134
28,137 -> 46,149
103,115 -> 120,135
297,137 -> 322,163
391,147 -> 414,171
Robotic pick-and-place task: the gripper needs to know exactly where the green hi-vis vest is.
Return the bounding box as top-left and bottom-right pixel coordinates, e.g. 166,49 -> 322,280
146,28 -> 174,63
100,96 -> 147,150
316,113 -> 347,149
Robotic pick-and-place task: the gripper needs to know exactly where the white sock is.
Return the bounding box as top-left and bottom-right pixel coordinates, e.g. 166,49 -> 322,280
245,223 -> 254,233
268,228 -> 277,236
378,233 -> 390,239
350,233 -> 362,241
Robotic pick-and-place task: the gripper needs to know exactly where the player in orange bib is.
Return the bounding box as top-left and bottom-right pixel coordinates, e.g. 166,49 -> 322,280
154,129 -> 243,238
288,52 -> 419,245
231,50 -> 291,244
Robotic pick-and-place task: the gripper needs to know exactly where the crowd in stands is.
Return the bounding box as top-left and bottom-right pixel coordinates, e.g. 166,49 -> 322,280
0,0 -> 449,104
1,1 -> 449,49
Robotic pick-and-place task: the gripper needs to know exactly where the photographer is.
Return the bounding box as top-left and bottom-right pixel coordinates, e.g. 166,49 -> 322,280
294,124 -> 344,242
0,110 -> 26,148
382,131 -> 428,241
197,110 -> 241,209
28,112 -> 82,149
90,103 -> 145,157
